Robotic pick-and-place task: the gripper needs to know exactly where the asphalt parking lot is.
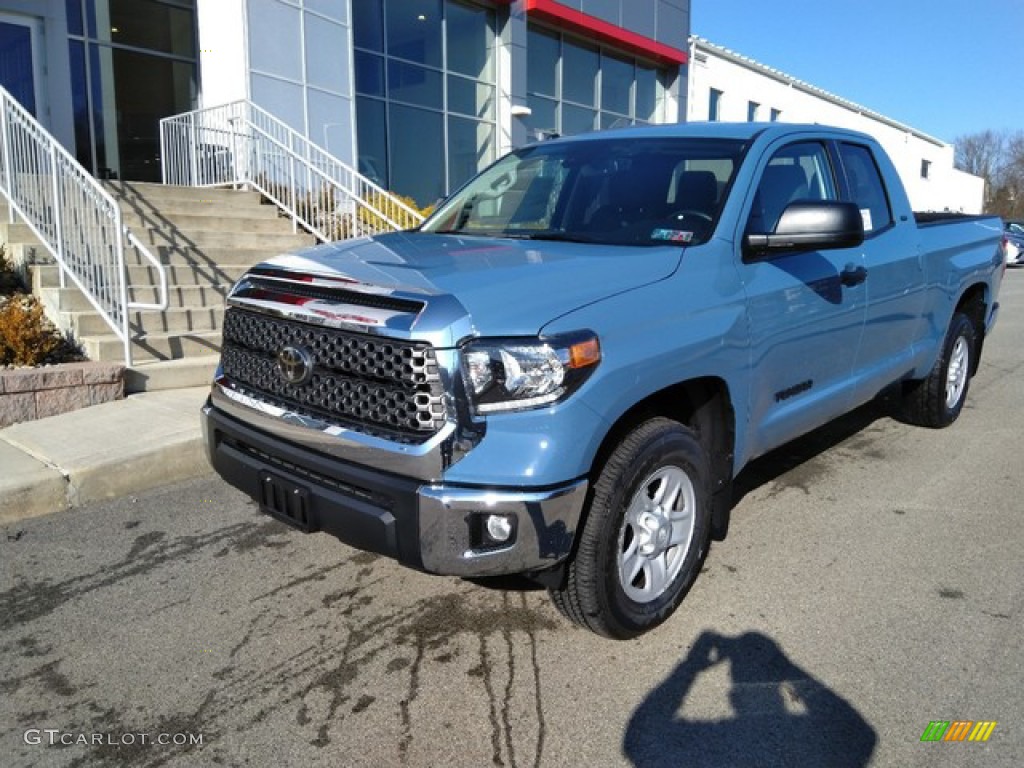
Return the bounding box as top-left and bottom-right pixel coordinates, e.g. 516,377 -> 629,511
2,270 -> 1022,768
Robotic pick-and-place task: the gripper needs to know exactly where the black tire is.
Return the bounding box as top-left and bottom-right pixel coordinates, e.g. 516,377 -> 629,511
549,418 -> 711,639
898,311 -> 976,428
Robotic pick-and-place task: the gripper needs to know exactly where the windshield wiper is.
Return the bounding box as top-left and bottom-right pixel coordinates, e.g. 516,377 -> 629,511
504,231 -> 597,243
425,229 -> 493,236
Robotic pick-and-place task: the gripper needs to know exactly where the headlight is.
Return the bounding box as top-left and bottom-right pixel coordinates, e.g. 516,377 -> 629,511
461,332 -> 601,414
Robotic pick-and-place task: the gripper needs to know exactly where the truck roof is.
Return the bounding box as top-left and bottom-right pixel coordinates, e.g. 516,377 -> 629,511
543,121 -> 876,145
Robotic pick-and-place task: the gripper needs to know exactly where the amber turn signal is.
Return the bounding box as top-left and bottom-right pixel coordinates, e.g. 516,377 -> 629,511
568,337 -> 601,369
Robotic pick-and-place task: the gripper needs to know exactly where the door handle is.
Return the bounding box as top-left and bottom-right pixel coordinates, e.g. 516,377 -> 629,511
840,264 -> 868,287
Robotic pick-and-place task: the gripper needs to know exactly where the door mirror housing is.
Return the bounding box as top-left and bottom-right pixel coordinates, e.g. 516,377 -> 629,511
744,200 -> 865,259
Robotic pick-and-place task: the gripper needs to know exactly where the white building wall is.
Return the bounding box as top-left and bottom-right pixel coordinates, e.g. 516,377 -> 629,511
688,39 -> 983,214
197,0 -> 248,108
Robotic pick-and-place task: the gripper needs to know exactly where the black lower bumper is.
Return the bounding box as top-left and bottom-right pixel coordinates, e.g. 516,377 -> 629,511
203,402 -> 426,570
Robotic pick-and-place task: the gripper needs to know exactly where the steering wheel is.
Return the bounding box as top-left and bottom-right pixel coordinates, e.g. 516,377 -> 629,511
667,209 -> 713,224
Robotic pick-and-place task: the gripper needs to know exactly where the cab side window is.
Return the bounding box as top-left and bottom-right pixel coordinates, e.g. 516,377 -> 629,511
837,143 -> 893,233
747,142 -> 838,235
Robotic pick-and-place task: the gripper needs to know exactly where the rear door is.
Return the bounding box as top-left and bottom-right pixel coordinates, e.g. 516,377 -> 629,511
738,139 -> 868,457
836,141 -> 926,400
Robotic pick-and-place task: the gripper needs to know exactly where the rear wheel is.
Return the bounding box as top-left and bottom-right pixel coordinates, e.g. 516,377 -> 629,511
898,311 -> 976,428
549,418 -> 711,639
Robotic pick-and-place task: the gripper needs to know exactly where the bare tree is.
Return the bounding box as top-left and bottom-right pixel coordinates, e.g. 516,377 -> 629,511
955,129 -> 1024,219
955,130 -> 1005,180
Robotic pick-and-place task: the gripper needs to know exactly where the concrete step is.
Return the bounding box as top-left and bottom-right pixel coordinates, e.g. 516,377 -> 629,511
125,356 -> 220,393
41,284 -> 230,311
128,226 -> 314,251
121,211 -> 292,235
69,306 -> 224,336
115,197 -> 282,221
104,182 -> 265,207
33,262 -> 255,289
0,219 -> 43,246
82,330 -> 222,363
17,178 -> 330,369
143,249 -> 284,270
127,245 -> 280,268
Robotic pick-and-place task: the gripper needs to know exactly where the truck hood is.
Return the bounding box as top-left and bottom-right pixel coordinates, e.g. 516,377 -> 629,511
254,231 -> 682,342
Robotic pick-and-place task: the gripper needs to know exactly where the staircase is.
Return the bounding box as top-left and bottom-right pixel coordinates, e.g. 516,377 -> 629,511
6,182 -> 315,391
2,91 -> 420,394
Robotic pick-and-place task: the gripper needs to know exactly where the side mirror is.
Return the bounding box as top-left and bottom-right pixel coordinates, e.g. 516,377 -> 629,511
744,200 -> 864,259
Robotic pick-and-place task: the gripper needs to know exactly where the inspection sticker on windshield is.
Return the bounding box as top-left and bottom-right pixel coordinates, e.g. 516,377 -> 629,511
651,228 -> 694,243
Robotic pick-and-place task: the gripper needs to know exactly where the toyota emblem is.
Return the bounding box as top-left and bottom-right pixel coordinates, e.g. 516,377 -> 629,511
276,345 -> 314,385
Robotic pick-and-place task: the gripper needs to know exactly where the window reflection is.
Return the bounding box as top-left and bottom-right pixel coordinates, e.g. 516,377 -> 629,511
447,0 -> 494,80
387,59 -> 442,109
0,22 -> 36,114
386,0 -> 442,67
354,0 -> 496,206
563,42 -> 598,106
448,115 -> 494,191
65,0 -> 197,180
448,75 -> 494,120
601,54 -> 633,117
526,26 -> 668,137
527,28 -> 559,98
107,0 -> 195,58
353,0 -> 384,52
389,103 -> 444,205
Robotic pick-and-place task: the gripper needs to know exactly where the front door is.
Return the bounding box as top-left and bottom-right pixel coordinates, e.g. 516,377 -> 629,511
740,139 -> 868,457
0,13 -> 46,119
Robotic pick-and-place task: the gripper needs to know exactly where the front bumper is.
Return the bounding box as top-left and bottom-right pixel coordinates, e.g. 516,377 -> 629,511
202,402 -> 587,577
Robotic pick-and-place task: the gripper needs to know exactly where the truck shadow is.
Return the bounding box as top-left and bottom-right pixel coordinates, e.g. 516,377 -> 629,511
623,630 -> 877,767
470,398 -> 897,594
730,396 -> 893,510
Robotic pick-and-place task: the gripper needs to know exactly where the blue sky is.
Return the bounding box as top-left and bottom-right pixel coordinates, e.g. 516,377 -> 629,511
691,0 -> 1022,144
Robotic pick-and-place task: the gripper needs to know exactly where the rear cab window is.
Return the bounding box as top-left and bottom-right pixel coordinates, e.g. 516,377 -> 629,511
837,143 -> 893,234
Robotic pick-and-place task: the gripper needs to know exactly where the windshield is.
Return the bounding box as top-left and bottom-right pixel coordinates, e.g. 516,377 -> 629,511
420,137 -> 748,246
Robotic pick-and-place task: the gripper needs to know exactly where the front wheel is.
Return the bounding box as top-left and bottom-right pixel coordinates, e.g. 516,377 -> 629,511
549,418 -> 711,639
897,311 -> 976,428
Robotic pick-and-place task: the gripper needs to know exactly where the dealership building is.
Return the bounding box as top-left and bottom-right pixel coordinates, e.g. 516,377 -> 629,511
1,0 -> 981,211
686,37 -> 984,213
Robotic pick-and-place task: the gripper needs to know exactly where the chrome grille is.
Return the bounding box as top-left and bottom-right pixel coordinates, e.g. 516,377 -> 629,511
221,308 -> 445,439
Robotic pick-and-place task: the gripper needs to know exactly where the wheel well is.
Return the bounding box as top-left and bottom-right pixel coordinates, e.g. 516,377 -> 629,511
956,283 -> 987,374
589,378 -> 736,538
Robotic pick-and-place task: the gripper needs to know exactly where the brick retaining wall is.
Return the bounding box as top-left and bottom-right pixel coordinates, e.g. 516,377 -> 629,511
0,362 -> 124,428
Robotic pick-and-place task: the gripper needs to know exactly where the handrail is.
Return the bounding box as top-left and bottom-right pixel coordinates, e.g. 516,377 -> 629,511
159,100 -> 425,240
0,86 -> 168,365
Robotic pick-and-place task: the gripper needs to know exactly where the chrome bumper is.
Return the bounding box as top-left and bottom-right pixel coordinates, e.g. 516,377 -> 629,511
210,377 -> 459,482
203,400 -> 587,577
418,480 -> 588,576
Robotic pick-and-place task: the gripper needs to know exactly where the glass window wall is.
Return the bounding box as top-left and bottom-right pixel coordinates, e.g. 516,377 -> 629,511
526,26 -> 668,139
65,0 -> 197,181
355,0 -> 496,206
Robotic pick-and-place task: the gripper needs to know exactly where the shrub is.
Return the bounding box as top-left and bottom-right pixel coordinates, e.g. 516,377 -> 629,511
252,176 -> 433,241
0,245 -> 24,295
0,294 -> 62,366
0,244 -> 85,366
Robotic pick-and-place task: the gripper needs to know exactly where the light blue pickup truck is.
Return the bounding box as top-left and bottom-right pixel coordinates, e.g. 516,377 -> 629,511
203,123 -> 1004,638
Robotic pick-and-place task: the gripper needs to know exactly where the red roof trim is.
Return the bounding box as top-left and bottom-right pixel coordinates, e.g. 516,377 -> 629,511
525,0 -> 687,67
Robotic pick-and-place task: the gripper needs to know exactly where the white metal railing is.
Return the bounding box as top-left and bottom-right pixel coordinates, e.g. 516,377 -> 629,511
159,100 -> 425,241
0,86 -> 167,365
